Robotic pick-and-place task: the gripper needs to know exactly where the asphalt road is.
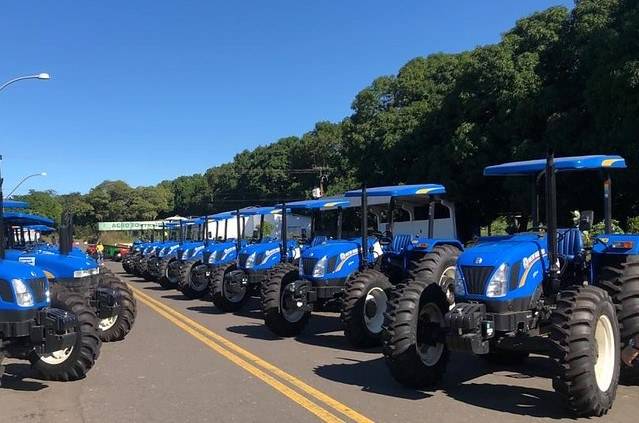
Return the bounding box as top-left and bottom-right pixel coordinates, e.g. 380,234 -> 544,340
1,261 -> 637,422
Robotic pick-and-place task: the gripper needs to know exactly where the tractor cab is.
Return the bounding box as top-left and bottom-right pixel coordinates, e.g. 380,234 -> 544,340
344,184 -> 461,285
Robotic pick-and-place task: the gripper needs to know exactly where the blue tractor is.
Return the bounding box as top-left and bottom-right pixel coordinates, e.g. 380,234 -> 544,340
262,186 -> 462,347
384,154 -> 637,416
0,193 -> 87,382
4,210 -> 136,350
210,206 -> 302,311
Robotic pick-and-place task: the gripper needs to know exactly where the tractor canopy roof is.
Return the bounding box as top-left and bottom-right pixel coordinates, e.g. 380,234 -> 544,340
277,198 -> 351,210
484,155 -> 626,176
207,211 -> 235,221
3,212 -> 55,226
25,224 -> 56,233
1,199 -> 29,209
233,206 -> 277,216
344,184 -> 446,197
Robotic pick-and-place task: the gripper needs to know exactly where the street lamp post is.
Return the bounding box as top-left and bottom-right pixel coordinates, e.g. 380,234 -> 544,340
0,73 -> 50,93
7,172 -> 47,198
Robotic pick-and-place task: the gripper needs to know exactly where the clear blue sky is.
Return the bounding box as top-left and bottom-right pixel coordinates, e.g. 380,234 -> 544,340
1,0 -> 573,195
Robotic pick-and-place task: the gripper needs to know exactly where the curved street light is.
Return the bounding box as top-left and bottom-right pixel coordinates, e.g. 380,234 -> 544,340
0,73 -> 50,93
7,172 -> 47,197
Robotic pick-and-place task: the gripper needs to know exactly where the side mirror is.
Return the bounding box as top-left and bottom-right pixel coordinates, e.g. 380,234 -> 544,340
579,210 -> 594,231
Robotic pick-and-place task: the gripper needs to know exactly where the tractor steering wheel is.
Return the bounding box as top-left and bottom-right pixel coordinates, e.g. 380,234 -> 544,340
367,229 -> 384,239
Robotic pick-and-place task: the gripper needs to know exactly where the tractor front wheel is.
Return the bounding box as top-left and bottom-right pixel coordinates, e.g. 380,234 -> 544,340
158,259 -> 179,289
261,263 -> 310,336
340,269 -> 391,348
211,263 -> 248,311
383,279 -> 449,388
97,275 -> 137,342
180,262 -> 210,299
30,292 -> 101,381
551,285 -> 620,416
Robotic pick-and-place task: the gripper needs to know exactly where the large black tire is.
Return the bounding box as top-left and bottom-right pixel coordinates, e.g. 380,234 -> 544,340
341,269 -> 392,348
383,280 -> 450,388
261,263 -> 310,336
97,275 -> 137,342
599,257 -> 639,383
211,263 -> 248,311
30,292 -> 101,381
407,245 -> 461,307
550,285 -> 620,417
179,261 -> 210,299
158,258 -> 178,289
122,255 -> 135,274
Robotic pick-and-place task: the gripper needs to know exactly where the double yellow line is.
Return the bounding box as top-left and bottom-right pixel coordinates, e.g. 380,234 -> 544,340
130,285 -> 374,423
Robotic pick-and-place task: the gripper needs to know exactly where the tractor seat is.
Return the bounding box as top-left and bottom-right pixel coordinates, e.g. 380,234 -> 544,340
556,228 -> 584,261
389,234 -> 412,254
311,235 -> 327,247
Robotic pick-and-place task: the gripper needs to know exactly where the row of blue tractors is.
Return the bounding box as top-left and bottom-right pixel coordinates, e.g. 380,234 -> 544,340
0,172 -> 136,383
122,154 -> 639,417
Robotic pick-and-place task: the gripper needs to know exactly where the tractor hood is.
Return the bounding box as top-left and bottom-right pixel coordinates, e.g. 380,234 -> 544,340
204,239 -> 247,265
238,240 -> 300,270
300,238 -> 381,282
4,248 -> 99,280
0,260 -> 50,309
0,259 -> 47,281
457,233 -> 549,301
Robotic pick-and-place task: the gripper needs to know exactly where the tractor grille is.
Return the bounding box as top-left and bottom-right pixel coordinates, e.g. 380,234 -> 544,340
238,253 -> 249,268
203,251 -> 214,263
461,266 -> 494,295
0,279 -> 14,302
29,278 -> 48,303
302,258 -> 318,275
177,250 -> 185,261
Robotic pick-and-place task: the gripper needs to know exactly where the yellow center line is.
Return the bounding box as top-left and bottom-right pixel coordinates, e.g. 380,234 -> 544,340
135,289 -> 345,423
129,285 -> 374,423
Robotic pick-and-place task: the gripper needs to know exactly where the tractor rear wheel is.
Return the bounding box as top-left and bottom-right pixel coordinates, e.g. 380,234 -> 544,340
211,263 -> 248,311
383,280 -> 449,387
158,259 -> 178,289
30,292 -> 101,381
179,261 -> 210,299
341,269 -> 391,348
599,257 -> 639,383
261,263 -> 310,336
97,275 -> 137,342
550,285 -> 620,417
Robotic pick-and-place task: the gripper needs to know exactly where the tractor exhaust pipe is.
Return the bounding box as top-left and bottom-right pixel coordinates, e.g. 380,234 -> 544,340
545,152 -> 560,294
59,211 -> 73,255
361,183 -> 368,268
235,209 -> 241,255
281,202 -> 288,263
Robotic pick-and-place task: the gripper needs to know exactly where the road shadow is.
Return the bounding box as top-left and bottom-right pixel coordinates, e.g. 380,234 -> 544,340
314,357 -> 431,400
1,364 -> 48,391
143,285 -> 169,292
314,353 -> 570,418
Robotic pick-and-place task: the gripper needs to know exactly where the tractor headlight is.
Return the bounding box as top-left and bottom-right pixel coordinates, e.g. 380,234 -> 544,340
454,268 -> 466,296
486,263 -> 509,298
245,252 -> 257,268
11,279 -> 34,307
312,257 -> 328,278
73,269 -> 91,278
